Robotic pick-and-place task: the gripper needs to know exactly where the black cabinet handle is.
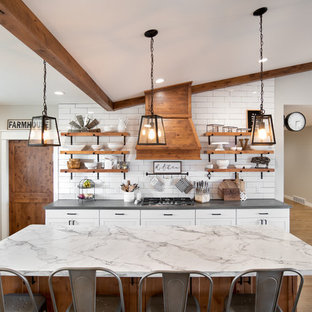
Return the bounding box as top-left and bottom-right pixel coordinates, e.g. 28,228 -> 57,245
67,213 -> 77,215
115,213 -> 125,216
258,212 -> 269,215
212,213 -> 222,216
163,213 -> 173,216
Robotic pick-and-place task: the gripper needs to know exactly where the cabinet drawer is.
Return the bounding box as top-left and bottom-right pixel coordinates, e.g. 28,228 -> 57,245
46,209 -> 99,219
100,210 -> 140,219
141,210 -> 195,219
196,209 -> 235,219
237,208 -> 289,219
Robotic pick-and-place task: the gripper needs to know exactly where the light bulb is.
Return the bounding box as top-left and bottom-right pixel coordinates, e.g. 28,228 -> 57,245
158,130 -> 162,137
148,128 -> 156,140
258,128 -> 268,140
142,129 -> 146,136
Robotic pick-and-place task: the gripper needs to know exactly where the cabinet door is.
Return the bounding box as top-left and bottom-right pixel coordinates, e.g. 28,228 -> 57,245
141,219 -> 195,227
197,218 -> 236,226
237,218 -> 289,231
100,219 -> 140,227
46,218 -> 99,226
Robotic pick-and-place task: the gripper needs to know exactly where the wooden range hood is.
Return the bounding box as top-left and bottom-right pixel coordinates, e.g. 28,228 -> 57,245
136,82 -> 201,160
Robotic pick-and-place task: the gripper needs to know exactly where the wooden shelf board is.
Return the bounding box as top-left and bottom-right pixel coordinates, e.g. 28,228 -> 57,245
203,132 -> 250,137
60,169 -> 129,173
61,132 -> 130,137
205,168 -> 274,173
60,150 -> 129,155
204,149 -> 274,155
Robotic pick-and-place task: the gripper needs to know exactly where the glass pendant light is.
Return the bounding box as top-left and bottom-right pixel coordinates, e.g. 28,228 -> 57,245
137,29 -> 166,145
29,60 -> 61,146
251,7 -> 276,145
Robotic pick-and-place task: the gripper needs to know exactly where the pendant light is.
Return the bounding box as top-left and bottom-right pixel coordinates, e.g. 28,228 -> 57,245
28,60 -> 61,146
251,7 -> 276,145
137,29 -> 166,145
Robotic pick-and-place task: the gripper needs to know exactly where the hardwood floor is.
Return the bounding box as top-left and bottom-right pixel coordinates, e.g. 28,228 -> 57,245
286,198 -> 312,311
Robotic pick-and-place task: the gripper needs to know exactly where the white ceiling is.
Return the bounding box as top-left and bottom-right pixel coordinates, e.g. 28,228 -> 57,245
1,0 -> 312,106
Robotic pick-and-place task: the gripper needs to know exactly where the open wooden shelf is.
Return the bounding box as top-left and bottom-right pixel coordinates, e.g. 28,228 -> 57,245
60,150 -> 130,155
61,132 -> 130,137
60,169 -> 129,173
204,149 -> 274,155
204,132 -> 250,137
205,168 -> 274,173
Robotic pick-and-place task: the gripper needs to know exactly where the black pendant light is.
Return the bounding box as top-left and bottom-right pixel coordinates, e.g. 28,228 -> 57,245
137,29 -> 166,145
28,60 -> 61,146
251,7 -> 276,145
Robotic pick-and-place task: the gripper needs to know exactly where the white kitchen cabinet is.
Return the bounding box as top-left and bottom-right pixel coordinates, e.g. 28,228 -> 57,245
141,210 -> 195,226
196,209 -> 236,226
46,218 -> 99,226
45,209 -> 100,226
100,210 -> 140,227
236,209 -> 289,232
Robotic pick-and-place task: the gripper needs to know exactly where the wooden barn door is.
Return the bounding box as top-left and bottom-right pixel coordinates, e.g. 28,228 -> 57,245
9,140 -> 53,234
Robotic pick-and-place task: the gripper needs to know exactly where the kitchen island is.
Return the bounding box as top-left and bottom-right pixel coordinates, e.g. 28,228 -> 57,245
0,224 -> 311,311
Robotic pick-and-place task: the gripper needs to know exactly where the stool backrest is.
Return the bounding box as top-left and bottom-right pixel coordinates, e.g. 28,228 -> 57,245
139,271 -> 213,312
225,268 -> 304,312
48,267 -> 125,312
0,268 -> 38,312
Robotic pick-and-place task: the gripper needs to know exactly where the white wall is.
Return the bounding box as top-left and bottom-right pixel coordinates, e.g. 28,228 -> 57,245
0,105 -> 58,130
57,80 -> 275,200
274,71 -> 312,201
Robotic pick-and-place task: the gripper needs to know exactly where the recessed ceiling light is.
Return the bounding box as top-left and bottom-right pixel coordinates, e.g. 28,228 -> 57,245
258,57 -> 268,63
156,78 -> 164,84
54,91 -> 65,95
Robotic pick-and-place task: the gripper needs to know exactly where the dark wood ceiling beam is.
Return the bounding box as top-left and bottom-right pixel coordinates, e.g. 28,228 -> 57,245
113,61 -> 312,110
191,62 -> 312,94
0,0 -> 113,110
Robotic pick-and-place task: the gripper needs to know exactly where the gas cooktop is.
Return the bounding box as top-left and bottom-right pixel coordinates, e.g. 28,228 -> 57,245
141,197 -> 194,206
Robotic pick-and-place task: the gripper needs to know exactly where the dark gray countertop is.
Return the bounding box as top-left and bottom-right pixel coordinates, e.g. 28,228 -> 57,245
44,199 -> 291,210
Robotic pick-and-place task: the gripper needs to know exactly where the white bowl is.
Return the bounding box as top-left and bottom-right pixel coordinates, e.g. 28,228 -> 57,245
205,163 -> 214,169
103,126 -> 117,132
107,143 -> 123,151
216,159 -> 229,169
91,145 -> 103,151
230,147 -> 237,151
236,147 -> 243,151
85,162 -> 97,169
62,144 -> 86,151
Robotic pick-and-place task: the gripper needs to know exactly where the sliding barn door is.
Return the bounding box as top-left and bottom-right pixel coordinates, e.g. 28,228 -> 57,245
9,140 -> 53,234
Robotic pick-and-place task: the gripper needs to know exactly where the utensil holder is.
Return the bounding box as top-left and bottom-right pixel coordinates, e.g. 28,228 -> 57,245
195,193 -> 210,203
123,192 -> 135,203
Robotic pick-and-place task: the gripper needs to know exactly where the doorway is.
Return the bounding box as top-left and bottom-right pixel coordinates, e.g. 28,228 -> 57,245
9,140 -> 53,234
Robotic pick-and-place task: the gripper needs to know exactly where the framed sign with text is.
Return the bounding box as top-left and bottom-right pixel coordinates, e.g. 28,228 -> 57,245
153,161 -> 182,174
7,119 -> 32,130
246,110 -> 261,132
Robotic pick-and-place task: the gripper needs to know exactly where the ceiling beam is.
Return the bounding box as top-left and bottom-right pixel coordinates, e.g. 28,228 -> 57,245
191,62 -> 312,94
113,61 -> 312,110
0,0 -> 113,111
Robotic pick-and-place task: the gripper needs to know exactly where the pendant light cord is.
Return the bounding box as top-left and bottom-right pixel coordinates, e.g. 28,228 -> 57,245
150,37 -> 154,115
259,14 -> 265,115
42,60 -> 48,116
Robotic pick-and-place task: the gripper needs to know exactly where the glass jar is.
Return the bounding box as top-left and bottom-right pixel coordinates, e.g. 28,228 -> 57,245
228,126 -> 238,133
222,126 -> 230,132
206,124 -> 214,132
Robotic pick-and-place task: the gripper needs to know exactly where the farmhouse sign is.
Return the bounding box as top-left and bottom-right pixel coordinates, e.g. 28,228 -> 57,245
7,119 -> 32,130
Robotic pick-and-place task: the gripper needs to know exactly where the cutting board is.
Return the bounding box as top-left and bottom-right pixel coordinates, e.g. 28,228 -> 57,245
218,180 -> 241,201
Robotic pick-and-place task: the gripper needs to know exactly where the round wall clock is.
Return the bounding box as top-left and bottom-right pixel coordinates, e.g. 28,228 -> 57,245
284,112 -> 306,132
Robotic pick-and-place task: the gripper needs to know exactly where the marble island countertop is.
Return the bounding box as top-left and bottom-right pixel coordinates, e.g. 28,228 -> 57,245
44,199 -> 291,210
0,225 -> 311,277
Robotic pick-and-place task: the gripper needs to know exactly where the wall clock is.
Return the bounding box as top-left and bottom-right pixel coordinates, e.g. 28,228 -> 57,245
284,112 -> 306,132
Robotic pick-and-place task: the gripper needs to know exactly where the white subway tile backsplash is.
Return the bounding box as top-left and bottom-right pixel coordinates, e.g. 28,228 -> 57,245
56,79 -> 275,200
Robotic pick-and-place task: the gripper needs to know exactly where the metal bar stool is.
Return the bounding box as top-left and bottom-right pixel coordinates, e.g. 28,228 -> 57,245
138,271 -> 213,312
48,267 -> 125,312
0,268 -> 46,312
224,268 -> 304,312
